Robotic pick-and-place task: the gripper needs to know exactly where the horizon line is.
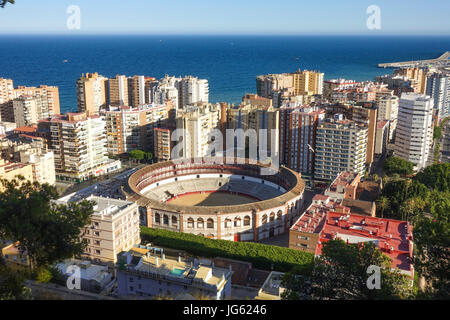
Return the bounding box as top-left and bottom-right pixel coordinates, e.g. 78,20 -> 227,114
1,32 -> 450,37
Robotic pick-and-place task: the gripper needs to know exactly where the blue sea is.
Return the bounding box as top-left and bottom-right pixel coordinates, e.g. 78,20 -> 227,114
1,35 -> 450,114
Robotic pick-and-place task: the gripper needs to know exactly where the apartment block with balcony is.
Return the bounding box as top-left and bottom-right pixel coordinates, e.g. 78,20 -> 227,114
394,93 -> 434,171
76,72 -> 108,116
38,113 -> 110,183
314,115 -> 368,182
105,104 -> 171,156
55,195 -> 141,265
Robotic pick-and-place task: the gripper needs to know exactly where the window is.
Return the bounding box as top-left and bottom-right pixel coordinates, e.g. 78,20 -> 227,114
261,214 -> 268,225
243,216 -> 251,226
269,212 -> 275,222
297,235 -> 309,241
172,216 -> 178,225
129,277 -> 134,282
197,218 -> 204,229
95,250 -> 101,255
207,219 -> 214,228
155,213 -> 161,224
95,240 -> 100,246
187,218 -> 194,228
163,215 -> 169,225
94,231 -> 100,236
234,217 -> 241,227
130,286 -> 134,291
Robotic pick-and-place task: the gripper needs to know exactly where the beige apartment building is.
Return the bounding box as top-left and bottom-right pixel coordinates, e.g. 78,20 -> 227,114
2,137 -> 56,186
76,72 -> 108,116
12,95 -> 54,127
55,195 -> 141,265
0,79 -> 60,123
0,158 -> 34,191
108,75 -> 129,107
154,127 -> 172,161
377,95 -> 399,141
105,104 -> 171,155
352,102 -> 378,168
394,67 -> 427,94
226,103 -> 279,157
176,104 -> 222,159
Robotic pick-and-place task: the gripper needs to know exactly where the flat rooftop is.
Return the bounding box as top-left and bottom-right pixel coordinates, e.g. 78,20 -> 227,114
121,248 -> 230,290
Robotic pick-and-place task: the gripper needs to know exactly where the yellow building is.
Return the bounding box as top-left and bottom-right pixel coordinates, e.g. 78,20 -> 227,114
1,242 -> 31,270
76,72 -> 108,116
293,69 -> 324,96
0,158 -> 34,191
394,67 -> 427,94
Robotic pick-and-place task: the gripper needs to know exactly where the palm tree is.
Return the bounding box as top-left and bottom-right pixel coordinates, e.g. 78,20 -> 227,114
376,196 -> 390,218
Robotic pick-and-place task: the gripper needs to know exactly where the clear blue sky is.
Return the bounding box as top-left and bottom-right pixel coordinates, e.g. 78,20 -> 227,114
0,0 -> 449,35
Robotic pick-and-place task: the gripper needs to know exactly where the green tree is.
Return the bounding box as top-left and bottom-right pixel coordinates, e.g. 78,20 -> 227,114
383,156 -> 414,176
129,149 -> 145,163
376,196 -> 390,218
433,126 -> 442,140
145,152 -> 153,164
414,190 -> 450,299
282,240 -> 413,300
0,0 -> 14,8
35,266 -> 52,283
0,177 -> 95,269
414,163 -> 450,192
0,266 -> 32,300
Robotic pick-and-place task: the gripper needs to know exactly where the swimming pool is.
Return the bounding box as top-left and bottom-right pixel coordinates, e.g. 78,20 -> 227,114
170,268 -> 185,276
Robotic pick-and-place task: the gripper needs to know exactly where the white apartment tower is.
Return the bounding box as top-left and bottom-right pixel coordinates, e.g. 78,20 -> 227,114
175,104 -> 221,159
394,93 -> 434,172
314,115 -> 368,182
377,95 -> 399,141
426,72 -> 450,121
177,76 -> 209,108
39,113 -> 108,182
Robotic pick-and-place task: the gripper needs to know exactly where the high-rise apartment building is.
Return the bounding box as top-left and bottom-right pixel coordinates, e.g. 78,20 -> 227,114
226,103 -> 279,158
426,72 -> 450,121
105,104 -> 171,155
38,113 -> 109,182
292,69 -> 324,96
394,67 -> 427,94
177,76 -> 209,108
256,73 -> 294,99
108,75 -> 129,107
1,80 -> 60,123
377,95 -> 399,141
151,75 -> 180,109
12,95 -> 53,127
76,72 -> 108,116
256,69 -> 324,99
154,127 -> 173,162
314,115 -> 368,182
352,102 -> 378,168
279,106 -> 325,176
176,104 -> 222,159
394,93 -> 434,172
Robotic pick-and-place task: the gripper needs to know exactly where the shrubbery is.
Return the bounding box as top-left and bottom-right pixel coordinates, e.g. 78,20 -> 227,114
140,227 -> 314,274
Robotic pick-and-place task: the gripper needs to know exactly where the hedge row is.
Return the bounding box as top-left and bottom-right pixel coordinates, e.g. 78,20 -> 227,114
140,227 -> 314,274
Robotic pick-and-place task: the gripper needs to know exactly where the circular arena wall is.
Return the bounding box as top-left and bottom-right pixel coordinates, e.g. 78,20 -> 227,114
127,158 -> 305,241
